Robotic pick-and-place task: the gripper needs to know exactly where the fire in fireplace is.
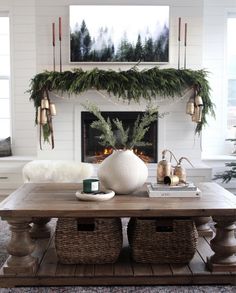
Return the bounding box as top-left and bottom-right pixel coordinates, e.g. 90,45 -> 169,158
81,111 -> 158,163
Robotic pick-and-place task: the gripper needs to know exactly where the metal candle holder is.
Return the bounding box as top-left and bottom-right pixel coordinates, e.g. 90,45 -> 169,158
157,149 -> 178,182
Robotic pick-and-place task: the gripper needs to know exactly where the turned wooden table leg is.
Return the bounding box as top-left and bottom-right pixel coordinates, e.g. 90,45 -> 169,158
194,216 -> 214,237
30,217 -> 51,239
207,216 -> 236,272
3,217 -> 38,275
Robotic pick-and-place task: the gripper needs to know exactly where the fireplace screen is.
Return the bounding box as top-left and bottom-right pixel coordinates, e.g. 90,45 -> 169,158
81,111 -> 158,163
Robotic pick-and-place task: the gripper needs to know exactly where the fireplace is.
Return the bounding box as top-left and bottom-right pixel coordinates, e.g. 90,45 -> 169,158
81,111 -> 158,163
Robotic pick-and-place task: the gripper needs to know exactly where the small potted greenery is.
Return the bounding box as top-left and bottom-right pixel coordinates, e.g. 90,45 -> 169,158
213,125 -> 236,184
83,102 -> 160,194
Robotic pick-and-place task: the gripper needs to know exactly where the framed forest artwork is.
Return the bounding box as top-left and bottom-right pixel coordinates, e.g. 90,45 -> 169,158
69,5 -> 169,63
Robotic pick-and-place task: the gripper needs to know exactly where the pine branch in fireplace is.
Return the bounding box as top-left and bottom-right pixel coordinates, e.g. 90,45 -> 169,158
82,102 -> 159,150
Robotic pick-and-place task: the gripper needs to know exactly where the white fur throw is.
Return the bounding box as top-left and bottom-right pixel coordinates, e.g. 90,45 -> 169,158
22,160 -> 94,183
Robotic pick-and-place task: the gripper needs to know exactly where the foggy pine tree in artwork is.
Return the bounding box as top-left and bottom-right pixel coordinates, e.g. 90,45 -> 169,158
70,20 -> 169,62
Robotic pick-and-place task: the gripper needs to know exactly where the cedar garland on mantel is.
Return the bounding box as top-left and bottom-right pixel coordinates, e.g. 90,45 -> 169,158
28,66 -> 214,142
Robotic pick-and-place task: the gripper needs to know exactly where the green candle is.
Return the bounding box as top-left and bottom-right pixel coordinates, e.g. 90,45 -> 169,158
83,179 -> 100,193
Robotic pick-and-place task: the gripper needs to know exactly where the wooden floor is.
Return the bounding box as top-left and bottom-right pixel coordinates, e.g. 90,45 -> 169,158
0,233 -> 235,287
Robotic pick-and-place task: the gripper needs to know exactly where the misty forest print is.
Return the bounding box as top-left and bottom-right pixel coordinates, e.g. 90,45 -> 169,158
70,6 -> 169,63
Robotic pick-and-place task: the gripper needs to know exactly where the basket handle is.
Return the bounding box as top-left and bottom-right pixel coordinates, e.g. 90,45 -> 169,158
156,218 -> 174,232
77,218 -> 95,231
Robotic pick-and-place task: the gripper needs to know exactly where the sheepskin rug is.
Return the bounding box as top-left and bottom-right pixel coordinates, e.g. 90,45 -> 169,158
22,160 -> 94,183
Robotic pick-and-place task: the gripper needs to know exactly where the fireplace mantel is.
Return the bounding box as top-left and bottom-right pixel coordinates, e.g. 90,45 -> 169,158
29,67 -> 214,144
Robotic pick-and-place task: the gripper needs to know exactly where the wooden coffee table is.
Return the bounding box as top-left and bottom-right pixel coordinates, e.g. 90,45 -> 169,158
0,182 -> 235,287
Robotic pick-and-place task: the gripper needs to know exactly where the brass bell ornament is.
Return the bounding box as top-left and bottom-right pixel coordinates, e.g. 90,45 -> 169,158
40,109 -> 47,125
186,97 -> 195,115
37,106 -> 41,124
38,90 -> 56,150
41,96 -> 49,109
49,103 -> 57,116
187,86 -> 204,124
194,95 -> 203,107
191,106 -> 198,122
192,105 -> 203,123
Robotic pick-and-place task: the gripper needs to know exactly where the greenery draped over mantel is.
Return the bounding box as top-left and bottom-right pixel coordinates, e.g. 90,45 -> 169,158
28,67 -> 214,141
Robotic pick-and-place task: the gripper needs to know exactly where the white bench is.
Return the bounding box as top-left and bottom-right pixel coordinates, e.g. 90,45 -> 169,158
23,160 -> 94,183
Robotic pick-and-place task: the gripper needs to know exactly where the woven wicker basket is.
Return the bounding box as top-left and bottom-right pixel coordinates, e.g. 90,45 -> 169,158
128,217 -> 198,263
55,217 -> 123,264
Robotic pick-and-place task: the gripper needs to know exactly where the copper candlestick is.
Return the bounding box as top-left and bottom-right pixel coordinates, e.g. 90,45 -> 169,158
177,17 -> 181,69
184,23 -> 187,69
52,23 -> 55,71
59,17 -> 62,73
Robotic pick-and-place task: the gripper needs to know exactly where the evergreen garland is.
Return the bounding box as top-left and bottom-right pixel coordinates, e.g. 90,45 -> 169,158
28,67 -> 214,141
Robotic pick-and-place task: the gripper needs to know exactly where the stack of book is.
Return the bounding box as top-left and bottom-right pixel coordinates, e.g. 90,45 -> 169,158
147,182 -> 201,197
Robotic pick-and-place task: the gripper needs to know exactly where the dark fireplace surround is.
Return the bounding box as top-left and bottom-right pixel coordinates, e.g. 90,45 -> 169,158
81,111 -> 158,163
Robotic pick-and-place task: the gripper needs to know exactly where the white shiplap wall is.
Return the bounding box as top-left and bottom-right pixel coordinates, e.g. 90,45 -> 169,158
2,0 -> 205,162
10,0 -> 37,156
202,0 -> 236,157
201,0 -> 236,191
35,0 -> 204,162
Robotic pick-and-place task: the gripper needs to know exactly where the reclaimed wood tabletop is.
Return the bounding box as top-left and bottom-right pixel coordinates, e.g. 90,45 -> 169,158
0,182 -> 235,218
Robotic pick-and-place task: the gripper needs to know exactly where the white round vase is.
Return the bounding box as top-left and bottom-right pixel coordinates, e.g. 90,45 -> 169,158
98,149 -> 148,194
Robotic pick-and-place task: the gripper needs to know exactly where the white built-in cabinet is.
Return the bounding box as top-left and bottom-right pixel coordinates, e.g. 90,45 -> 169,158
0,157 -> 34,201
